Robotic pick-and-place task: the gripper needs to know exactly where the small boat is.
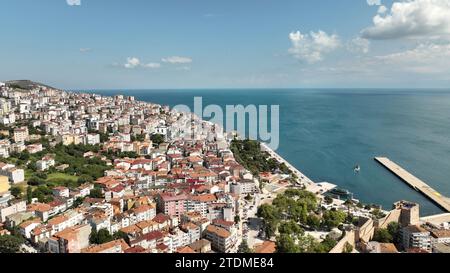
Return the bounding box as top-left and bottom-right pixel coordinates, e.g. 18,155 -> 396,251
354,165 -> 361,173
326,188 -> 354,200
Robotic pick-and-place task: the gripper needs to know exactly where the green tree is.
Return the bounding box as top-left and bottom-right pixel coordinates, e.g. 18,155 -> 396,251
0,235 -> 24,253
113,231 -> 130,244
131,134 -> 146,142
272,195 -> 290,212
387,222 -> 401,245
32,185 -> 53,203
276,234 -> 298,253
73,197 -> 84,208
28,162 -> 37,172
257,204 -> 280,239
90,229 -> 113,244
237,240 -> 252,253
322,210 -> 346,229
89,229 -> 98,244
257,204 -> 280,222
300,203 -> 308,224
27,176 -> 44,186
343,242 -> 354,253
316,237 -> 337,253
344,199 -> 354,207
371,208 -> 385,219
278,220 -> 303,235
373,228 -> 393,243
19,151 -> 30,161
230,139 -> 289,175
26,186 -> 33,204
264,220 -> 278,240
297,235 -> 319,253
307,214 -> 321,229
35,172 -> 47,180
77,174 -> 94,185
234,215 -> 241,224
10,187 -> 23,198
96,229 -> 113,244
150,134 -> 165,146
89,188 -> 103,198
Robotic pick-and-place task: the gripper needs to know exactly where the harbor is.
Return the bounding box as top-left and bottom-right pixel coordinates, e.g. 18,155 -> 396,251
375,157 -> 450,212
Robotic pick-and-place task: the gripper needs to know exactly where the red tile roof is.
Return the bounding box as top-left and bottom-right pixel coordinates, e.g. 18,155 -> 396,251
124,246 -> 147,253
152,213 -> 171,224
177,246 -> 196,253
159,192 -> 188,202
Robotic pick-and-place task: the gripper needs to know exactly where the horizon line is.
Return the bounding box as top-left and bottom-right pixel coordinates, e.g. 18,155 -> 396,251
68,87 -> 450,91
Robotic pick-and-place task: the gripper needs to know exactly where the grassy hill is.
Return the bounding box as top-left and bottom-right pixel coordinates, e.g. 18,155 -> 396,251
5,80 -> 56,90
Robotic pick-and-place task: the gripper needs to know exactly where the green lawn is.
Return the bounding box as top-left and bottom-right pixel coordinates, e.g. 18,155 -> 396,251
25,169 -> 34,180
46,172 -> 79,183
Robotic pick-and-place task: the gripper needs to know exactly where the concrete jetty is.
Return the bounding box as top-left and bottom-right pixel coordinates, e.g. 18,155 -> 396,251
375,157 -> 450,212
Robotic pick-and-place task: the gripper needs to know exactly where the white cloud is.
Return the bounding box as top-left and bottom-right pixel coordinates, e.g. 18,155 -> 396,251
362,0 -> 450,40
367,0 -> 386,14
376,43 -> 450,63
66,0 -> 81,6
124,57 -> 141,69
162,56 -> 193,64
350,42 -> 450,74
348,37 -> 371,53
378,5 -> 387,14
143,62 -> 161,69
298,42 -> 450,84
79,48 -> 91,53
120,56 -> 193,69
367,0 -> 382,6
123,57 -> 161,69
288,30 -> 341,63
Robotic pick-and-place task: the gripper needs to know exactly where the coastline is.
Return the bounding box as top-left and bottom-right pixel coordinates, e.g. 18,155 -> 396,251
260,142 -> 315,187
77,89 -> 445,215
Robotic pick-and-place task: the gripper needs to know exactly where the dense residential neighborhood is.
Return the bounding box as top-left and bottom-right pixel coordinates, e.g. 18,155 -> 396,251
1,81 -> 450,254
0,81 -> 264,254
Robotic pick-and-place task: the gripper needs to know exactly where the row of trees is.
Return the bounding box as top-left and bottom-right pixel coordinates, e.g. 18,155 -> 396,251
230,139 -> 292,176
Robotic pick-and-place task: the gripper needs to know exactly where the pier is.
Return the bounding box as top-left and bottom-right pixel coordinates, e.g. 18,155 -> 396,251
375,157 -> 450,212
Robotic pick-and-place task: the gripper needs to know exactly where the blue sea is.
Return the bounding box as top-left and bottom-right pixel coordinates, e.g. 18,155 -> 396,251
84,88 -> 450,216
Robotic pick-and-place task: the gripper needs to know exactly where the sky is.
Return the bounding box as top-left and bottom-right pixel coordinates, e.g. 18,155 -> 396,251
1,0 -> 450,89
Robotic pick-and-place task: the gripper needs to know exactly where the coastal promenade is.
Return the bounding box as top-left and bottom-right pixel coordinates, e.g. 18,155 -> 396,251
261,143 -> 315,187
375,157 -> 450,212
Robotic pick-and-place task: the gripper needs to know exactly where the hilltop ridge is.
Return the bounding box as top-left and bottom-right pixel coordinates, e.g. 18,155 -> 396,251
3,80 -> 57,91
